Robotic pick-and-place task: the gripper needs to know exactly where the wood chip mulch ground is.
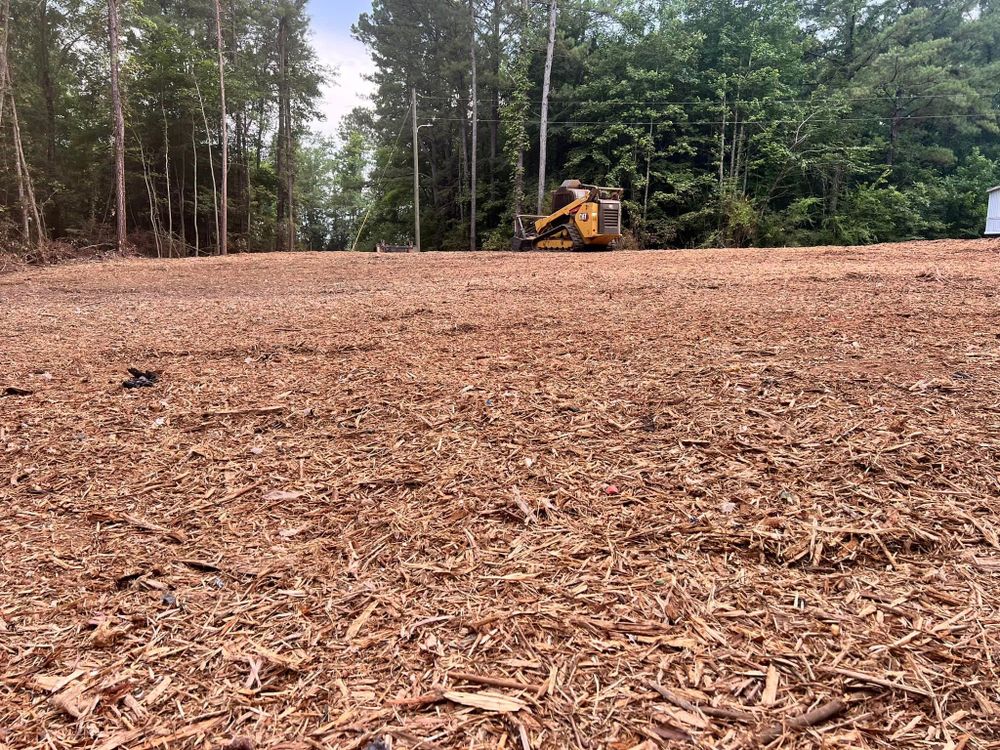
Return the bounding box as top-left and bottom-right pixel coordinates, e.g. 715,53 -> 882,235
2,239 -> 999,749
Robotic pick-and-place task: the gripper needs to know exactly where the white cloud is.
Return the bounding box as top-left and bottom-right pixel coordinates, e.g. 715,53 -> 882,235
310,26 -> 375,138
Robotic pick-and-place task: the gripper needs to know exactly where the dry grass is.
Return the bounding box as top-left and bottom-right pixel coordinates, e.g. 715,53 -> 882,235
2,239 -> 1000,749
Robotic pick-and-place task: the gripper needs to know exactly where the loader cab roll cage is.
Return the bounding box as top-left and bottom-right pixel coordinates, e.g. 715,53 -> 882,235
514,183 -> 624,237
512,180 -> 624,251
550,182 -> 624,211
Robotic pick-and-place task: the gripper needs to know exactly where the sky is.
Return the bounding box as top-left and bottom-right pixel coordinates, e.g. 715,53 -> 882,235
309,0 -> 376,138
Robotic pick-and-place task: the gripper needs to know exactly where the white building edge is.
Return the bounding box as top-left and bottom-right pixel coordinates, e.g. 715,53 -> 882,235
987,186 -> 1000,235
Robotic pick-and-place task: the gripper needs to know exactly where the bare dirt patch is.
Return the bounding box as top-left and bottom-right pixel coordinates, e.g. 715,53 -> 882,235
2,240 -> 1000,748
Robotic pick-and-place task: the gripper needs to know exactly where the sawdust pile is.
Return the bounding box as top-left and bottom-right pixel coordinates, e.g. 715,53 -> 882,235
2,239 -> 999,749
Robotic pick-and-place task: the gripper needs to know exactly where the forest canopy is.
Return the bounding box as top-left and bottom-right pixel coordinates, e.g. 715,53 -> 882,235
1,0 -> 999,257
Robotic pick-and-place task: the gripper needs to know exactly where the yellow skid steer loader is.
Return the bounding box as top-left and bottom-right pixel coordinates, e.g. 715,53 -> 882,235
512,180 -> 624,251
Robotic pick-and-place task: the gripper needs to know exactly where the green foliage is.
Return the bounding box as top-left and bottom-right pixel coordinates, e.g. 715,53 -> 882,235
941,148 -> 1000,237
823,178 -> 947,245
353,0 -> 1000,250
4,0 -> 1000,254
297,127 -> 370,250
2,0 -> 325,254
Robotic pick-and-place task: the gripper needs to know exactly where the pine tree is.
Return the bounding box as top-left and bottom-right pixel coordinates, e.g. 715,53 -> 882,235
108,0 -> 126,253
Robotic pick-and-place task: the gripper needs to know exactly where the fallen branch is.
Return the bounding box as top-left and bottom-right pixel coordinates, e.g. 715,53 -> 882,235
759,699 -> 847,745
450,671 -> 544,693
646,680 -> 754,724
202,405 -> 285,417
828,668 -> 932,698
87,512 -> 187,544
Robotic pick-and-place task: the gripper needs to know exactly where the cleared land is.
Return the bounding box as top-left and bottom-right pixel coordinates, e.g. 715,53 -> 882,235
2,240 -> 1000,749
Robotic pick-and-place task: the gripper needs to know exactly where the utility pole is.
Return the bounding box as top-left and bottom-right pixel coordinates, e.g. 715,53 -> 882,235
642,119 -> 652,249
411,88 -> 421,252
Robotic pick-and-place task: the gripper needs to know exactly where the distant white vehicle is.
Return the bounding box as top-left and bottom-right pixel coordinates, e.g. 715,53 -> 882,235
987,186 -> 1000,235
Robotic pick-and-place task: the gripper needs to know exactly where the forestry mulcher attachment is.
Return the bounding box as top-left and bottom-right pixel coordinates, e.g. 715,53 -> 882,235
512,180 -> 623,251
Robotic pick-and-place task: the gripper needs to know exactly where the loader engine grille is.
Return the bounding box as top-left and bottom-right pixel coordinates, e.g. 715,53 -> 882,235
598,201 -> 621,235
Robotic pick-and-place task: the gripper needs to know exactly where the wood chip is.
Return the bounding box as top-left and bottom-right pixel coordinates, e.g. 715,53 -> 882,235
443,690 -> 526,713
262,489 -> 306,502
449,671 -> 544,693
346,600 -> 380,640
653,706 -> 710,730
4,245 -> 998,749
759,699 -> 847,744
829,668 -> 933,698
762,663 -> 780,706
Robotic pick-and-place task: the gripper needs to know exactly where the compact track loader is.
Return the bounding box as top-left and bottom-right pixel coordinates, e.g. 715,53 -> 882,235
512,180 -> 624,251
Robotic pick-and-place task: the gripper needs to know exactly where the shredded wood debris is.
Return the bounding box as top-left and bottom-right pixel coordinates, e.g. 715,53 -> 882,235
2,240 -> 1000,748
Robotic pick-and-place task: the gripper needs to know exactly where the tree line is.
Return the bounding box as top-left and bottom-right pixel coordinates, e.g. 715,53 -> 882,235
0,0 -> 339,259
358,0 -> 1000,250
1,0 -> 999,258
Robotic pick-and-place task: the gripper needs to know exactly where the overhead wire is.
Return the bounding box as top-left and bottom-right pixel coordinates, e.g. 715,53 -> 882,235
350,108 -> 409,252
416,92 -> 998,107
420,112 -> 999,127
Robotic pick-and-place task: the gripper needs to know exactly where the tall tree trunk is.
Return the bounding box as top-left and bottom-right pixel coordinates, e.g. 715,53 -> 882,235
0,0 -> 7,136
228,0 -> 249,241
276,13 -> 293,251
718,94 -> 726,189
178,149 -> 186,254
240,105 -> 251,241
162,100 -> 173,257
213,0 -> 228,255
192,121 -> 200,255
888,93 -> 902,167
254,97 -> 265,170
236,111 -> 250,238
17,127 -> 47,254
193,73 -> 220,252
469,0 -> 478,251
251,97 -> 265,243
37,0 -> 62,237
2,0 -> 44,254
38,1 -> 55,165
536,0 -> 556,214
844,3 -> 857,71
459,98 -> 467,224
137,137 -> 162,258
284,98 -> 293,252
739,121 -> 748,195
108,0 -> 126,252
14,145 -> 30,240
729,108 -> 738,181
488,0 -> 500,183
828,163 -> 842,217
9,103 -> 29,241
515,149 -> 524,215
511,0 -> 528,215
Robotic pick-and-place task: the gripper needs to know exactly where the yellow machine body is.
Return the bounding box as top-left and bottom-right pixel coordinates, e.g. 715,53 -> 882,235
512,180 -> 624,252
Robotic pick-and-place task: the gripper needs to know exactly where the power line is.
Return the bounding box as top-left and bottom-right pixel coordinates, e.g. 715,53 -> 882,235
350,111 -> 409,252
423,112 -> 998,127
415,92 -> 998,107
